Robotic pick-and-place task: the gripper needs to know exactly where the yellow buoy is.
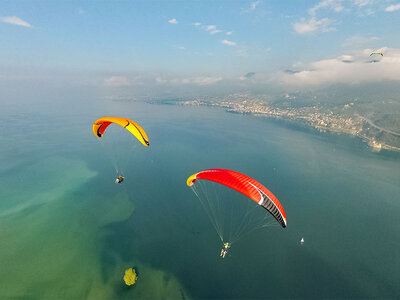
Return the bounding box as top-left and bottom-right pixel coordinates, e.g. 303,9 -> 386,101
124,268 -> 137,286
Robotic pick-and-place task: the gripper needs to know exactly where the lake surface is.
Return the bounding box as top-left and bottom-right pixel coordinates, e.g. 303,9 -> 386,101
0,99 -> 399,299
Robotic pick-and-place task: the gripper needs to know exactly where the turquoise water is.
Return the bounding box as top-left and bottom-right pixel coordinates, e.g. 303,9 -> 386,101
0,100 -> 399,298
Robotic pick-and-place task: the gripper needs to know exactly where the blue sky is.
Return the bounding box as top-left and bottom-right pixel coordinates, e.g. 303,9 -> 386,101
1,0 -> 400,89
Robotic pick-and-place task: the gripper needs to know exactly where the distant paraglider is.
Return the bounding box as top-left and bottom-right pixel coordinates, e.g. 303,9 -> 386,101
369,51 -> 383,57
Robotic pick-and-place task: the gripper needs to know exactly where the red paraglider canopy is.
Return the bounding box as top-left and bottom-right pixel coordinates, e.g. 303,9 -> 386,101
187,169 -> 287,228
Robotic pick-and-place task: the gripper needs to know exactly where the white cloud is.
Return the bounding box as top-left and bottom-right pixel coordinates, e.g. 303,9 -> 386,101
338,54 -> 354,62
168,18 -> 178,24
309,0 -> 344,15
104,76 -> 130,87
236,48 -> 248,57
250,1 -> 261,11
359,8 -> 375,16
226,31 -> 233,35
294,0 -> 347,36
182,76 -> 222,85
205,24 -> 222,35
155,77 -> 168,84
294,17 -> 334,34
282,47 -> 400,86
354,0 -> 372,7
1,16 -> 32,28
156,76 -> 222,86
294,0 -> 344,35
177,46 -> 185,50
353,0 -> 376,16
342,35 -> 379,48
222,39 -> 237,46
193,22 -> 201,26
386,3 -> 400,11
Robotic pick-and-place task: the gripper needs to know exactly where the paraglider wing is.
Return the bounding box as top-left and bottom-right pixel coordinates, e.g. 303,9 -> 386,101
93,117 -> 149,146
187,169 -> 287,228
370,52 -> 383,57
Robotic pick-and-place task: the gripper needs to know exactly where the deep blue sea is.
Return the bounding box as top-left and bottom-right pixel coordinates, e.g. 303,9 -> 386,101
0,98 -> 399,299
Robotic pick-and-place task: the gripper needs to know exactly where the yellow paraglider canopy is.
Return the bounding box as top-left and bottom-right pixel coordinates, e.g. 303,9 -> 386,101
93,117 -> 149,147
123,268 -> 138,286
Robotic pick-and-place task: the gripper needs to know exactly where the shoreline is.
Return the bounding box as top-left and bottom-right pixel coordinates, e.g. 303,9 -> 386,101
151,98 -> 400,153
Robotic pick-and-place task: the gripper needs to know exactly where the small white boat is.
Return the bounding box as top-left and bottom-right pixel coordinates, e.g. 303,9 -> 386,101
300,237 -> 304,244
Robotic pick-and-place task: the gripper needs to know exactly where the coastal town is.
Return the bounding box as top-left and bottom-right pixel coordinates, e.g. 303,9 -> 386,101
176,94 -> 400,152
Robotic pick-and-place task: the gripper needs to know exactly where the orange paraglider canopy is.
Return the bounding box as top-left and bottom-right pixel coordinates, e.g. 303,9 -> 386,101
93,117 -> 149,147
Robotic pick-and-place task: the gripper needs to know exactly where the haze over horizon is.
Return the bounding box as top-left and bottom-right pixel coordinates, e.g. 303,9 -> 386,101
1,0 -> 400,97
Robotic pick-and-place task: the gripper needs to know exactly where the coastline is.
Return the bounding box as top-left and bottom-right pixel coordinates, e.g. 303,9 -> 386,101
151,98 -> 400,153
